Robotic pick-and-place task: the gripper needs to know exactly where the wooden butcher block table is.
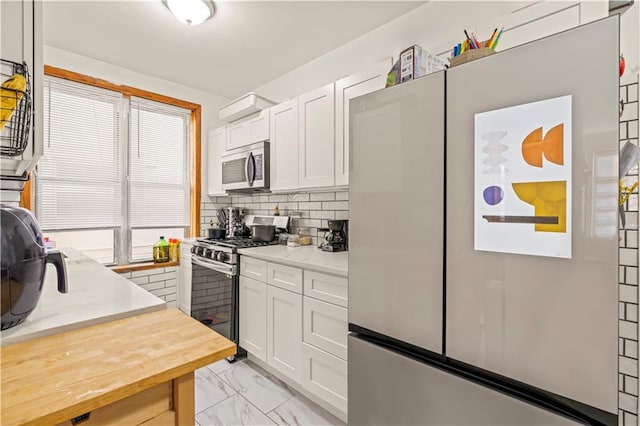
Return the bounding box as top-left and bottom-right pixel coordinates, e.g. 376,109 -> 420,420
1,308 -> 236,425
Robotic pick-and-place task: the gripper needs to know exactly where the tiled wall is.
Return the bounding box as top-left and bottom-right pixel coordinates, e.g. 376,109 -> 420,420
118,266 -> 177,308
620,77 -> 640,424
201,191 -> 349,246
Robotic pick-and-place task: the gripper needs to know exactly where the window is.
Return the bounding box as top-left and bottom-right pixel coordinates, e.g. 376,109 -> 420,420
36,73 -> 199,264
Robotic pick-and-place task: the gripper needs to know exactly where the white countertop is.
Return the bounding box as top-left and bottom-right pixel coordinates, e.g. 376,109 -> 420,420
238,245 -> 348,278
1,248 -> 166,346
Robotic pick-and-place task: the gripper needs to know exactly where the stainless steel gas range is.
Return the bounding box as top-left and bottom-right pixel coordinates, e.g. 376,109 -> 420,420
189,215 -> 289,362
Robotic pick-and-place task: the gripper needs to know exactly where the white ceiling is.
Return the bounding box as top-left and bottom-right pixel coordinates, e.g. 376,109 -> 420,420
43,1 -> 425,99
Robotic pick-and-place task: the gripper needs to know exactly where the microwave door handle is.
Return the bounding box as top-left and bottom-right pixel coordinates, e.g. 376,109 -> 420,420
244,153 -> 252,185
246,152 -> 256,186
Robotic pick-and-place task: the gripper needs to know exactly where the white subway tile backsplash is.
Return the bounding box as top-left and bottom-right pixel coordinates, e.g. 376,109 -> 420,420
626,267 -> 638,285
628,231 -> 638,249
620,392 -> 638,414
310,210 -> 335,220
269,194 -> 289,202
624,412 -> 638,426
323,201 -> 348,210
622,86 -> 629,103
622,102 -> 639,123
131,268 -> 165,278
335,191 -> 349,201
626,340 -> 638,360
141,281 -> 165,292
630,121 -> 639,139
628,303 -> 639,322
622,249 -> 639,267
621,285 -> 638,303
310,192 -> 335,201
628,84 -> 638,103
621,356 -> 639,376
621,320 -> 637,340
288,193 -> 310,202
298,202 -> 322,210
336,211 -> 349,220
149,271 -> 177,283
153,287 -> 176,297
131,276 -> 149,285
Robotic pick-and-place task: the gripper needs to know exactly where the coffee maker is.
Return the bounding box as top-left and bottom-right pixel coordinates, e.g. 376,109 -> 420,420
321,220 -> 348,252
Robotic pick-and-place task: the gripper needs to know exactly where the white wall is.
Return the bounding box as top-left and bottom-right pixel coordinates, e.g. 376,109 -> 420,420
617,1 -> 639,85
253,1 -> 607,102
43,46 -> 230,199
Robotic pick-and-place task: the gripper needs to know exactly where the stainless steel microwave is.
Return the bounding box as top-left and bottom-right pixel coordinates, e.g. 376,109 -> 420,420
221,141 -> 270,192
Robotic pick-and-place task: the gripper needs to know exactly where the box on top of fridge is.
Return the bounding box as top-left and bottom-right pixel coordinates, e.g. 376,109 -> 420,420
386,45 -> 448,87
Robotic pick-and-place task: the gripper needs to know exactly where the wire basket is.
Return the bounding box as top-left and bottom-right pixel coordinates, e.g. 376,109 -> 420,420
1,59 -> 32,157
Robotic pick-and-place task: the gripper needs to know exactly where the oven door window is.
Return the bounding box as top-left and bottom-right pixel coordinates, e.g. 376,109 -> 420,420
190,263 -> 234,340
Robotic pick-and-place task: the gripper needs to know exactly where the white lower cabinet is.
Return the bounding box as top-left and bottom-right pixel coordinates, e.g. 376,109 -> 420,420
301,342 -> 348,414
239,256 -> 348,418
239,276 -> 267,362
303,296 -> 348,360
267,285 -> 302,382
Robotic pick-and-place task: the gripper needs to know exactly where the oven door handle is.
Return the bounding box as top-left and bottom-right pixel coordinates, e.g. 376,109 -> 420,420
192,257 -> 235,275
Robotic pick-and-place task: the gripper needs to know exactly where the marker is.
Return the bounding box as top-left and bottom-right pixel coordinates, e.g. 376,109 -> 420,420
490,27 -> 504,49
463,29 -> 472,46
486,27 -> 498,48
471,32 -> 480,49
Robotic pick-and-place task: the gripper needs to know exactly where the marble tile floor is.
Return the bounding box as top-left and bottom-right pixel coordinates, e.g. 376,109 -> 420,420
195,358 -> 346,426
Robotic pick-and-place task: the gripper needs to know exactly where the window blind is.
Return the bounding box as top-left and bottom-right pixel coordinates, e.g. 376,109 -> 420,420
37,77 -> 123,230
129,97 -> 191,229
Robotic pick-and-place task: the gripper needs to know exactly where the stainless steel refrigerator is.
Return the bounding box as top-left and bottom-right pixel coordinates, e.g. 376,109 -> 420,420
349,17 -> 619,426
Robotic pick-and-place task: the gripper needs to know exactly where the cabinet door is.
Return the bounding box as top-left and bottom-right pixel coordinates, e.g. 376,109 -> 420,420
226,119 -> 248,151
207,127 -> 226,196
335,59 -> 391,186
299,83 -> 335,188
303,296 -> 348,360
247,109 -> 270,144
301,342 -> 347,414
267,285 -> 302,382
270,99 -> 299,191
239,276 -> 267,361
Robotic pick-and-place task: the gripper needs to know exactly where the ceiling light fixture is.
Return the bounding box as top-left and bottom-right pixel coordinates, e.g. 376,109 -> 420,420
162,0 -> 215,26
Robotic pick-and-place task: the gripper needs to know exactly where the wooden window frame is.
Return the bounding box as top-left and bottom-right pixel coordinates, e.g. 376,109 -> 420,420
29,65 -> 201,270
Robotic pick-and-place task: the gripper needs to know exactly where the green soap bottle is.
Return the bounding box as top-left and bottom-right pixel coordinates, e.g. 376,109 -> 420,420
153,236 -> 170,263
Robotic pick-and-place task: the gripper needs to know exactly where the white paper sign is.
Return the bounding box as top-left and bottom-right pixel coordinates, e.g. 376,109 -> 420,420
474,95 -> 572,258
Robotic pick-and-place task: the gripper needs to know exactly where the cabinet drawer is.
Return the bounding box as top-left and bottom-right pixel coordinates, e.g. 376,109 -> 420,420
301,342 -> 348,415
303,297 -> 347,360
56,381 -> 172,426
240,256 -> 267,281
303,271 -> 348,307
267,262 -> 303,293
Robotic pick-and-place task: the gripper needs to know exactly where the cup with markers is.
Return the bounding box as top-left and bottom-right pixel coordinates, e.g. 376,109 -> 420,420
448,27 -> 503,67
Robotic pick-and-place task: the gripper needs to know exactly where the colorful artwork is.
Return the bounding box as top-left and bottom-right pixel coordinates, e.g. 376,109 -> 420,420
474,96 -> 572,258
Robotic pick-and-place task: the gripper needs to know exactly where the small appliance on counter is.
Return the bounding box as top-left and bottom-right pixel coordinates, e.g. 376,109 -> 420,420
1,205 -> 68,330
321,220 -> 348,252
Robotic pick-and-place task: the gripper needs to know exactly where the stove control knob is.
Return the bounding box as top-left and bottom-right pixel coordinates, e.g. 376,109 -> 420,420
216,252 -> 228,262
203,249 -> 212,258
190,246 -> 197,254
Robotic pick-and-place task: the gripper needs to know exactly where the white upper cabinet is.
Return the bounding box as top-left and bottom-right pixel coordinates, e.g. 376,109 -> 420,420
334,59 -> 391,186
207,126 -> 226,196
269,98 -> 299,191
0,0 -> 43,177
226,109 -> 270,151
298,83 -> 335,188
